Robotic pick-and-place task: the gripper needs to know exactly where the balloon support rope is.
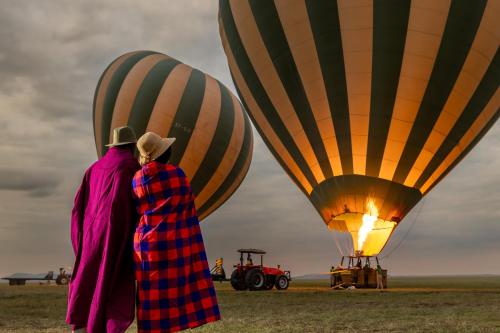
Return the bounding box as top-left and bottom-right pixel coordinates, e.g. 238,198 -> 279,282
380,197 -> 427,260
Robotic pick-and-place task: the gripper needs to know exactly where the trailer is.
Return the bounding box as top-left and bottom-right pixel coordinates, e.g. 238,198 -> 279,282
2,268 -> 71,286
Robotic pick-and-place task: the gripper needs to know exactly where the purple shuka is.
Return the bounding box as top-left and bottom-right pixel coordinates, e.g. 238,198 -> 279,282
67,147 -> 140,333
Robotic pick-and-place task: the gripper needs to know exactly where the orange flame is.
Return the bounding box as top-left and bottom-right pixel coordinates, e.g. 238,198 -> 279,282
358,200 -> 378,252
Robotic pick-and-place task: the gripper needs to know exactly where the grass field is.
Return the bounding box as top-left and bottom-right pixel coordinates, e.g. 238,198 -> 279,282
1,276 -> 499,332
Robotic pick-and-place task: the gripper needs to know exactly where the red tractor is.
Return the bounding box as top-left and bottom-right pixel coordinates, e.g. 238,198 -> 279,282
229,249 -> 291,291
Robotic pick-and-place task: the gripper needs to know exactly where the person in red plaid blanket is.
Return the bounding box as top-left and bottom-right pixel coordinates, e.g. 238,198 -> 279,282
132,132 -> 221,333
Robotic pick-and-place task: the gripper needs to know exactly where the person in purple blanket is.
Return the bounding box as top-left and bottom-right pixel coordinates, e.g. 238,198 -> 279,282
67,126 -> 140,333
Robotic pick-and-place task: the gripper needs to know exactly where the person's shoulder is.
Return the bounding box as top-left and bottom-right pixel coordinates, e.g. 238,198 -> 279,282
87,157 -> 102,171
118,152 -> 140,167
166,164 -> 186,176
114,152 -> 138,168
83,159 -> 101,179
166,164 -> 189,181
124,159 -> 141,174
132,167 -> 145,181
131,169 -> 143,189
113,160 -> 139,180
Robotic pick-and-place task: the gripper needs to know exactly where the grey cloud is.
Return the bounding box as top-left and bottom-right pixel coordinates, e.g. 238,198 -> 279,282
0,168 -> 60,197
0,0 -> 223,123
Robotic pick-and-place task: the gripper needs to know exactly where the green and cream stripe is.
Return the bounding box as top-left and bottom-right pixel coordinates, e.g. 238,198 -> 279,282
219,0 -> 499,223
93,51 -> 253,221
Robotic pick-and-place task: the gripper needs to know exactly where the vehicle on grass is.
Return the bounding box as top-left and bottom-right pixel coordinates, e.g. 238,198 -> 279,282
210,249 -> 291,291
2,267 -> 71,286
229,249 -> 291,291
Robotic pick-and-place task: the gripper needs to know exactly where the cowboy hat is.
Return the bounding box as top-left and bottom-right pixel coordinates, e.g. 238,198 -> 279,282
137,132 -> 176,165
106,126 -> 137,147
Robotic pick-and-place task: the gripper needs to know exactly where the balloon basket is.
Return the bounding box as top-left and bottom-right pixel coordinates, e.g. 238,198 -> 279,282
329,255 -> 387,289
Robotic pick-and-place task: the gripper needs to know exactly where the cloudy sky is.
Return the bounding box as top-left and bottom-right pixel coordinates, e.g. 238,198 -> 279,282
0,1 -> 499,278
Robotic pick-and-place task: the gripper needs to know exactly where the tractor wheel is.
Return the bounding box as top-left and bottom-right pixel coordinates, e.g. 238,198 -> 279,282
58,277 -> 69,285
275,275 -> 289,290
245,268 -> 265,291
230,270 -> 246,291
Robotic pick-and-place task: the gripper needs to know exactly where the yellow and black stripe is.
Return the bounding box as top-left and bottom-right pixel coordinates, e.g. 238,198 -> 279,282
93,51 -> 253,221
219,0 -> 499,224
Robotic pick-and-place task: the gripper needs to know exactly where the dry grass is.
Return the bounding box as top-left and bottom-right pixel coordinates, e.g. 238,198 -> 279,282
1,276 -> 499,332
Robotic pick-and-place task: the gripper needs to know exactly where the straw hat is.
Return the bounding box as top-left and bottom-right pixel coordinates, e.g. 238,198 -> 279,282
137,132 -> 176,165
106,126 -> 137,147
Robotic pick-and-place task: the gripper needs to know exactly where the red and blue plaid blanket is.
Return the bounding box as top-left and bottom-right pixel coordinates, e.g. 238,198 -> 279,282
132,161 -> 220,333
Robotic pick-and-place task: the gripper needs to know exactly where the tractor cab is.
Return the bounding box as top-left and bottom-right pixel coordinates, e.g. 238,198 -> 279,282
236,248 -> 265,268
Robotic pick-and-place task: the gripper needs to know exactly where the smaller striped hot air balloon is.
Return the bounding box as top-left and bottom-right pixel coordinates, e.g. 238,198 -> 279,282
93,51 -> 253,220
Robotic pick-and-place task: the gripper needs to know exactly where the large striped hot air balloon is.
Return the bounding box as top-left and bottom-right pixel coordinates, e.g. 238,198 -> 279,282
219,0 -> 499,255
93,51 -> 253,220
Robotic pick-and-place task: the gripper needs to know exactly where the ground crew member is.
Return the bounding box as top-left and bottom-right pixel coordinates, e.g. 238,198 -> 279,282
376,264 -> 384,290
330,266 -> 336,288
363,262 -> 370,287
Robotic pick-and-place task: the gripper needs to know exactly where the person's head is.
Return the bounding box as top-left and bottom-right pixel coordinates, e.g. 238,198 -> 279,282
136,132 -> 176,166
155,147 -> 172,164
106,126 -> 137,150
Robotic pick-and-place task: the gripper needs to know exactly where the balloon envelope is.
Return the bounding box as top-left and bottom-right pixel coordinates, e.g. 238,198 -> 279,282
219,0 -> 499,255
93,51 -> 253,220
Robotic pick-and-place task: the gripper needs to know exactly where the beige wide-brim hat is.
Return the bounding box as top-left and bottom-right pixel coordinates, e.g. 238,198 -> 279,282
106,126 -> 137,147
137,132 -> 176,165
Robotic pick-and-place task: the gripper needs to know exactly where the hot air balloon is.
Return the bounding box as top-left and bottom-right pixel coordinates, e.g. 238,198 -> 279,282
93,51 -> 253,220
219,0 -> 499,256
